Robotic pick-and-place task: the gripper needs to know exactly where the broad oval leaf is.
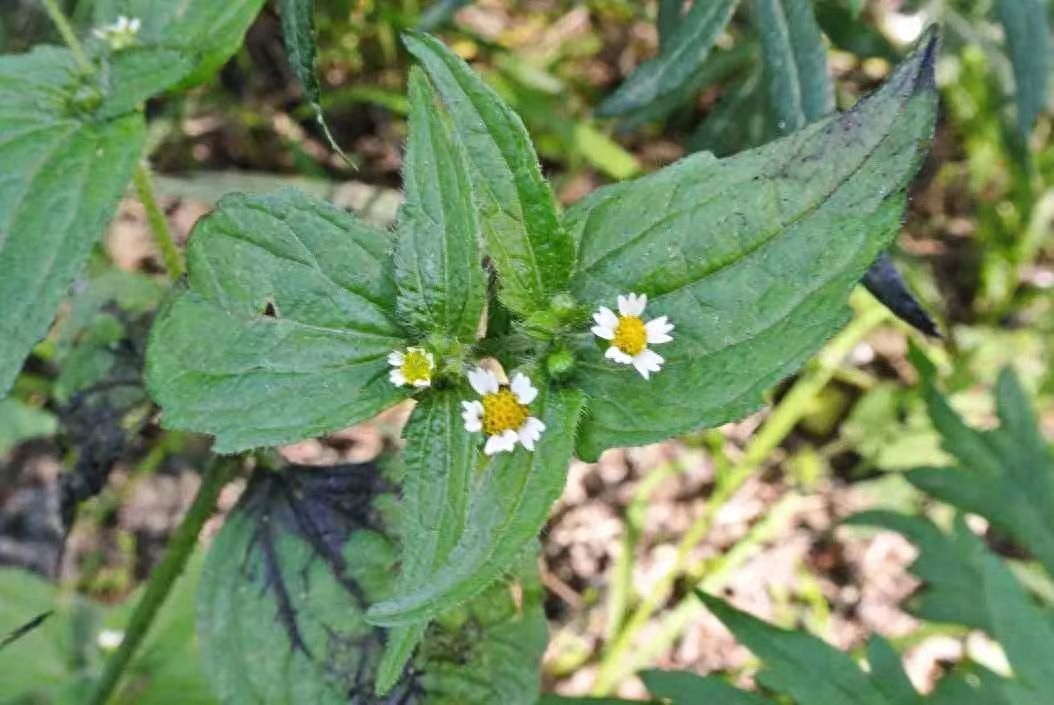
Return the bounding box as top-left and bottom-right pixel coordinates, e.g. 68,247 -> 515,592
367,387 -> 584,626
0,47 -> 144,397
146,189 -> 407,453
402,31 -> 573,318
198,463 -> 547,705
375,389 -> 477,693
565,29 -> 939,461
394,69 -> 486,341
752,0 -> 834,134
596,0 -> 739,121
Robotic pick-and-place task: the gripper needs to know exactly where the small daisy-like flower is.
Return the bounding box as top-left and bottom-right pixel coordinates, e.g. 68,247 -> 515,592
461,367 -> 546,456
388,347 -> 435,388
93,15 -> 141,50
591,293 -> 674,379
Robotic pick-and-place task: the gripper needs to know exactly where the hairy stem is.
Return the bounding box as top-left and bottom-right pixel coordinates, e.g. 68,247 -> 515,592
40,0 -> 93,73
132,163 -> 185,280
591,298 -> 890,694
87,456 -> 239,705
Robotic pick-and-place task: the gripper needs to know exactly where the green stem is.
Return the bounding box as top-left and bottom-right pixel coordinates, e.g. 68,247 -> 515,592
41,0 -> 93,73
591,300 -> 889,694
87,457 -> 238,705
132,163 -> 185,279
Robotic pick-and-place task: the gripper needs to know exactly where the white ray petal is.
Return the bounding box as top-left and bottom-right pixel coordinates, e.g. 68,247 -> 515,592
468,367 -> 499,395
605,346 -> 633,364
510,373 -> 538,405
593,306 -> 618,329
389,369 -> 406,386
387,350 -> 404,366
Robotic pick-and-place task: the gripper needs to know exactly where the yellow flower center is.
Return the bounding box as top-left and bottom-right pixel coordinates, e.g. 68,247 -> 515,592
613,315 -> 647,355
481,388 -> 529,436
400,349 -> 433,385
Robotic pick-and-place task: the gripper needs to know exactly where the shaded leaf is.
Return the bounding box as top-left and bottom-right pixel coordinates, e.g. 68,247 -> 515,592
565,30 -> 939,460
929,666 -> 1016,705
146,190 -> 407,453
996,0 -> 1050,136
865,636 -> 922,705
0,47 -> 144,398
0,399 -> 57,455
403,31 -> 573,318
420,0 -> 473,31
375,390 -> 477,693
642,669 -> 776,704
861,253 -> 939,337
394,69 -> 485,341
367,388 -> 584,626
597,0 -> 738,120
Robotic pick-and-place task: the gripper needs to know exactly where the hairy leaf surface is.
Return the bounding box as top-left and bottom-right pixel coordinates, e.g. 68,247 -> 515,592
376,390 -> 476,693
394,70 -> 485,341
146,190 -> 407,453
752,0 -> 833,134
0,47 -> 144,397
367,388 -> 584,626
596,0 -> 738,121
198,464 -> 546,705
565,30 -> 939,461
403,31 -> 573,318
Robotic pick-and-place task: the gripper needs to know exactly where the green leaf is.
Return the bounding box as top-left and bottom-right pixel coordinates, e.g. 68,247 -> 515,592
145,190 -> 407,453
929,667 -> 1016,705
402,31 -> 573,318
0,46 -> 145,398
996,0 -> 1050,136
394,69 -> 485,341
420,0 -> 474,31
367,387 -> 584,626
865,637 -> 923,705
906,360 -> 1054,575
537,699 -> 642,705
375,390 -> 477,694
0,399 -> 57,455
698,592 -> 893,705
92,0 -> 266,92
566,29 -> 939,461
688,60 -> 773,156
197,464 -> 547,705
278,0 -> 351,164
641,669 -> 776,704
752,0 -> 834,134
596,0 -> 738,120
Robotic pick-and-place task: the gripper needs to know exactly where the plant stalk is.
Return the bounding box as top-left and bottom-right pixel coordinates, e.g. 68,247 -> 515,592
40,0 -> 93,73
132,163 -> 185,279
591,300 -> 890,694
86,456 -> 238,705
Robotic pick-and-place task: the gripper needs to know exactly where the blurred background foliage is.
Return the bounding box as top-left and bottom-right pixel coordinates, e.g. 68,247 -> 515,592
0,0 -> 1052,701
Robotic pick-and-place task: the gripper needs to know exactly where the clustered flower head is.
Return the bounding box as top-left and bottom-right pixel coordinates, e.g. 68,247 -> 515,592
93,15 -> 141,51
389,291 -> 673,455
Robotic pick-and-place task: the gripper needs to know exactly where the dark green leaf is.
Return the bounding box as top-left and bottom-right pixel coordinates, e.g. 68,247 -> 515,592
537,699 -> 642,705
403,31 -> 573,318
688,61 -> 773,156
906,358 -> 1054,575
198,464 -> 547,705
657,0 -> 683,49
278,0 -> 351,164
0,47 -> 145,398
996,0 -> 1050,136
861,253 -> 939,337
92,0 -> 266,92
752,0 -> 834,134
394,69 -> 485,341
596,0 -> 738,120
420,0 -> 474,31
145,190 -> 407,453
375,390 -> 477,693
929,667 -> 1016,705
864,636 -> 922,705
367,388 -> 584,626
0,399 -> 57,455
642,669 -> 776,703
566,30 -> 939,461
698,592 -> 892,705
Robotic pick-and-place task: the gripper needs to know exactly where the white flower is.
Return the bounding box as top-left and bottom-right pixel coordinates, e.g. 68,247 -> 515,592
93,15 -> 141,50
388,347 -> 435,388
461,367 -> 546,455
591,292 -> 674,379
97,629 -> 124,650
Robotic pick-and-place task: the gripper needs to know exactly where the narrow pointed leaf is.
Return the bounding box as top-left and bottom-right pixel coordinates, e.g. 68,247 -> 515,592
146,190 -> 407,453
865,636 -> 923,705
367,387 -> 584,626
375,390 -> 477,694
597,0 -> 738,121
642,669 -> 776,703
753,0 -> 834,134
566,30 -> 939,460
394,69 -> 485,341
402,31 -> 573,318
698,592 -> 893,705
996,0 -> 1050,136
861,253 -> 939,336
0,47 -> 144,397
